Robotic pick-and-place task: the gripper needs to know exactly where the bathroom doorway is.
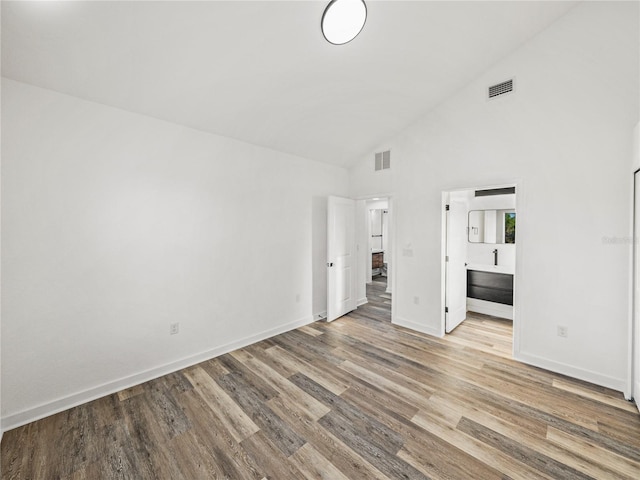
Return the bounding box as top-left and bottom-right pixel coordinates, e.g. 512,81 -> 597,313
442,185 -> 517,349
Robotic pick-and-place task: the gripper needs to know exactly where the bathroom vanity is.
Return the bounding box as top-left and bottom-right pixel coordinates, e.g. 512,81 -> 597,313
372,251 -> 384,270
467,268 -> 513,306
466,263 -> 514,319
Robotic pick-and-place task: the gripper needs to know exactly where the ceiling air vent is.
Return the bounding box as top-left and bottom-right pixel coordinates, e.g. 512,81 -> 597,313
375,150 -> 391,171
488,79 -> 514,99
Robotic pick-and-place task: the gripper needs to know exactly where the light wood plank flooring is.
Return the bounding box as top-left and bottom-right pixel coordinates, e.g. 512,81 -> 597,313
2,280 -> 639,479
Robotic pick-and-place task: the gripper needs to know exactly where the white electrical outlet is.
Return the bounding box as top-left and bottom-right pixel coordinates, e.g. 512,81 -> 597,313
557,325 -> 568,338
170,322 -> 180,335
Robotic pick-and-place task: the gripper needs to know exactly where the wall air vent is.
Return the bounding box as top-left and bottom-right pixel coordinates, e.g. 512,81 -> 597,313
488,79 -> 514,99
375,150 -> 391,171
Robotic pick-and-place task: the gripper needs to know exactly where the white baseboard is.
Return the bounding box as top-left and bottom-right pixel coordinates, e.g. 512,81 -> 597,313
515,350 -> 627,393
467,298 -> 513,320
1,315 -> 314,432
393,316 -> 444,338
357,297 -> 368,307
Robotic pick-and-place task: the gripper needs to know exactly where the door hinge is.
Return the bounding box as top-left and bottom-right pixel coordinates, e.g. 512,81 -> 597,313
445,306 -> 449,313
445,256 -> 449,262
445,204 -> 450,211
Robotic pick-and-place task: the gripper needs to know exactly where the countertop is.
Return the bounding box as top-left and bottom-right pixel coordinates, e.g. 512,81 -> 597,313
466,263 -> 514,275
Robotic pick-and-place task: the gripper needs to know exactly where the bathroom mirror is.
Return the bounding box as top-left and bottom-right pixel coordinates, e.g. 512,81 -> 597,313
468,209 -> 515,244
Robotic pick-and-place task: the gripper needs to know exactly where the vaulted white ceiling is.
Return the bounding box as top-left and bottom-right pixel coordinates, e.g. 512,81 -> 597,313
2,1 -> 577,168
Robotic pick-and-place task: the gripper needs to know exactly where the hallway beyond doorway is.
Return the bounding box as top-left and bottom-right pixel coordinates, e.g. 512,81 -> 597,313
357,275 -> 392,323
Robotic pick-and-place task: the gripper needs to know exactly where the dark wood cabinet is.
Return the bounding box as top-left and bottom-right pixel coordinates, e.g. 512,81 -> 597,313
467,270 -> 513,306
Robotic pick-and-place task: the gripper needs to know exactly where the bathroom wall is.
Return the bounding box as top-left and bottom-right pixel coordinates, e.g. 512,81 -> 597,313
466,193 -> 516,271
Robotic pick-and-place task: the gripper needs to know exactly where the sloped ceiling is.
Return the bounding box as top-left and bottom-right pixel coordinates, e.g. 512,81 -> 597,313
2,1 -> 577,168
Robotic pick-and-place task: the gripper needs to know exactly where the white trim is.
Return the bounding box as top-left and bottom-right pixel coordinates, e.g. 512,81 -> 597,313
515,351 -> 627,393
388,196 -> 396,324
393,316 -> 444,338
467,298 -> 514,320
512,180 -> 524,361
628,168 -> 636,401
630,122 -> 640,404
1,315 -> 314,432
440,191 -> 448,336
357,297 -> 368,307
314,311 -> 327,321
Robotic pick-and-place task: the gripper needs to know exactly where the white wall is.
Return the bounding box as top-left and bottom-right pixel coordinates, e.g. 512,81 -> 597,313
349,2 -> 639,390
1,79 -> 348,429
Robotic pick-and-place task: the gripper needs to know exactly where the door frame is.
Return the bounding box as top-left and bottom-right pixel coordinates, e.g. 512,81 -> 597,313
627,121 -> 639,405
440,182 -> 520,355
355,193 -> 396,324
629,169 -> 640,406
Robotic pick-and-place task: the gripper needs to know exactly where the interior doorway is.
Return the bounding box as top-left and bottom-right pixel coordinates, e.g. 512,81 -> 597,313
355,196 -> 393,323
442,185 -> 517,346
366,198 -> 389,285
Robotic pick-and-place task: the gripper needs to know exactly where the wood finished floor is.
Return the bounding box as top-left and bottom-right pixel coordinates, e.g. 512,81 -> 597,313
2,277 -> 640,479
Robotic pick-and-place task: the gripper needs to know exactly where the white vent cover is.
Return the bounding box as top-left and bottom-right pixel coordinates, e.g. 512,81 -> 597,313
375,150 -> 391,171
488,79 -> 514,99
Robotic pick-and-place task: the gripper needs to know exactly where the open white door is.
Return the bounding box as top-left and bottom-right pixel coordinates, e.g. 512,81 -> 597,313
633,171 -> 640,411
327,196 -> 356,322
445,195 -> 468,333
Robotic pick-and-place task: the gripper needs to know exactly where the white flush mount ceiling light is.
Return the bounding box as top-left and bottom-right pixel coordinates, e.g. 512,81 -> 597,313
322,0 -> 367,45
